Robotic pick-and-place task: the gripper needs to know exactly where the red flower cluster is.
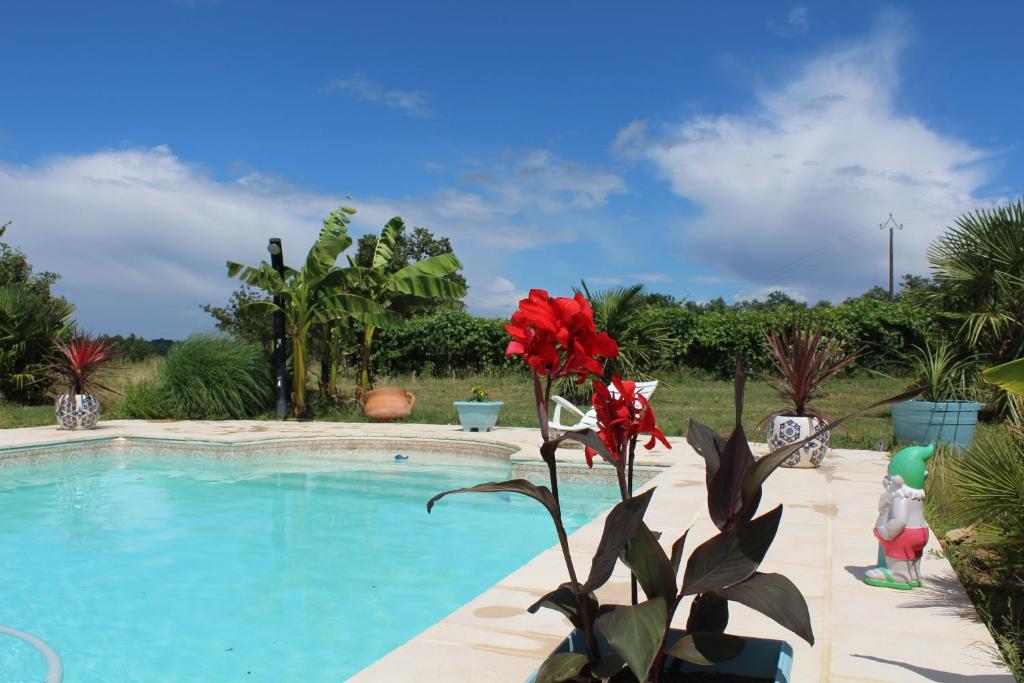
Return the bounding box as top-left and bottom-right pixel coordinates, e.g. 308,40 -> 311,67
505,289 -> 618,382
585,375 -> 671,468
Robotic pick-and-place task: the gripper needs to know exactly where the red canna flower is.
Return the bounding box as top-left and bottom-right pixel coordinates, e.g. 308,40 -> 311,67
585,374 -> 671,468
505,289 -> 618,382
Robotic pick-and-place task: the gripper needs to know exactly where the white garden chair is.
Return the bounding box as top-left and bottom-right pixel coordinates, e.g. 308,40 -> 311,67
549,380 -> 659,433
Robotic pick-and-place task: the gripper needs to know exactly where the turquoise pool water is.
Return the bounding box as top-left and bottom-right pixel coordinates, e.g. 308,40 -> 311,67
0,450 -> 618,682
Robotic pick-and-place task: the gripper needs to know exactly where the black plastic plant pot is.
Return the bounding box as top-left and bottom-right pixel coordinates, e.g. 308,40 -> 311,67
526,628 -> 794,683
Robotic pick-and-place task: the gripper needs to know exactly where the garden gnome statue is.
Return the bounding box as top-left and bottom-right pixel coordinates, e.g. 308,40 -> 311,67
864,444 -> 935,590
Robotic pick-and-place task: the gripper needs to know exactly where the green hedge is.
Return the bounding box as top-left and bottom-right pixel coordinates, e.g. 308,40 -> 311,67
367,300 -> 937,379
370,310 -> 518,377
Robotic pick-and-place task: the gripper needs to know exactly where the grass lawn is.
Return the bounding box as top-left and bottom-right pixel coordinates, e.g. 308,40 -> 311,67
3,366 -> 999,450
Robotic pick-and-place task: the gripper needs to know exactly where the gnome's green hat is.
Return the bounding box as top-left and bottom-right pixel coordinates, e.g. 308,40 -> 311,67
888,444 -> 935,489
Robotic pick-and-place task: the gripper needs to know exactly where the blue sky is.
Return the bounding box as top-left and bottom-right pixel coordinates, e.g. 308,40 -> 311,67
2,1 -> 1022,338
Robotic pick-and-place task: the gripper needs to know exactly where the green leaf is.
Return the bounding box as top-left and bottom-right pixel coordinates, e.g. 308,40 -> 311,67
304,213 -> 354,281
670,529 -> 689,577
390,274 -> 466,300
681,505 -> 782,595
714,572 -> 814,645
541,429 -> 619,470
426,479 -> 559,522
665,632 -> 744,666
596,598 -> 667,681
314,294 -> 404,328
536,652 -> 589,683
591,652 -> 626,678
686,592 -> 729,633
527,583 -> 599,632
237,300 -> 283,316
623,523 -> 677,602
582,489 -> 656,593
392,252 -> 463,279
740,387 -> 924,519
372,218 -> 403,270
984,358 -> 1024,396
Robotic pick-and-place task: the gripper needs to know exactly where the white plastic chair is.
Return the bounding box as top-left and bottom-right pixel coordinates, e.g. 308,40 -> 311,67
549,380 -> 659,433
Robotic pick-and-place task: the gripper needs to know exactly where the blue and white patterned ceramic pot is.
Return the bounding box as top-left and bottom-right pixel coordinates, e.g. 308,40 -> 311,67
767,414 -> 829,468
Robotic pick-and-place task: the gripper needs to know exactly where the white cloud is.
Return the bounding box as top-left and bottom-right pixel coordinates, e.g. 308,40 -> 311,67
0,145 -> 623,335
788,6 -> 809,32
320,75 -> 434,118
630,18 -> 991,302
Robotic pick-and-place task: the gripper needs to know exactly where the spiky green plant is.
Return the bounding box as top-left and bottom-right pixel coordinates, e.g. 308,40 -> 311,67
952,430 -> 1024,554
902,341 -> 975,403
159,335 -> 272,420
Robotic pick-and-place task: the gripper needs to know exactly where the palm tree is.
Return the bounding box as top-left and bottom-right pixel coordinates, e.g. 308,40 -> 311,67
925,199 -> 1024,364
346,217 -> 465,389
227,206 -> 400,417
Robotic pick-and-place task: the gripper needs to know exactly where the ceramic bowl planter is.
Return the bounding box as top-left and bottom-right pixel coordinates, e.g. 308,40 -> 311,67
55,393 -> 101,430
767,414 -> 829,468
453,400 -> 503,432
527,629 -> 793,683
359,387 -> 416,421
891,400 -> 983,451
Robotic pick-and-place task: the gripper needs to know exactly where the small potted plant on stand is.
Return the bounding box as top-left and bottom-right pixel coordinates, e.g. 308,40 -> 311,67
761,318 -> 861,468
891,341 -> 982,450
48,336 -> 121,430
453,386 -> 504,432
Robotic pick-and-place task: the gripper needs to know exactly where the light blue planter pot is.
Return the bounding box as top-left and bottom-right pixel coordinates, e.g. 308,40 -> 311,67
891,400 -> 984,451
527,628 -> 793,682
453,401 -> 504,432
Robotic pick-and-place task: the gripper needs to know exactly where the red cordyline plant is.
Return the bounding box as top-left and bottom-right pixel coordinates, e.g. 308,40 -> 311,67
428,292 -> 920,682
48,336 -> 122,396
761,316 -> 862,424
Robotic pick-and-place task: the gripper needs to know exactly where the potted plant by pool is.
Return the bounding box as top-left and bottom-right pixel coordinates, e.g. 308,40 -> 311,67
453,386 -> 503,432
47,336 -> 121,430
427,291 -> 917,681
760,317 -> 861,468
891,341 -> 983,450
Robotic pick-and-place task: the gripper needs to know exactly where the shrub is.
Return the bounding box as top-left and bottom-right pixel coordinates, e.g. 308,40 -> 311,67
119,382 -> 169,419
158,335 -> 272,419
951,429 -> 1024,560
369,310 -> 517,377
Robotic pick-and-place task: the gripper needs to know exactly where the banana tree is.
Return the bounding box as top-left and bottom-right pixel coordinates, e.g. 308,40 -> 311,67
227,206 -> 401,417
348,217 -> 465,390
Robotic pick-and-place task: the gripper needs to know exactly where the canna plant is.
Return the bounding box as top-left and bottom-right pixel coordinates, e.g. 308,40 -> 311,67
226,206 -> 401,417
428,290 -> 921,682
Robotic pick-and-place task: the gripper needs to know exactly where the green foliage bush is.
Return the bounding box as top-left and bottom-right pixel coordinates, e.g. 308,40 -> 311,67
364,299 -> 937,380
138,335 -> 271,419
119,382 -> 169,419
369,310 -> 518,377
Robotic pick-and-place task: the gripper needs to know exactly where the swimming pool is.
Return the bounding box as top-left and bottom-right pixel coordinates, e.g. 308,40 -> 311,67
0,449 -> 618,682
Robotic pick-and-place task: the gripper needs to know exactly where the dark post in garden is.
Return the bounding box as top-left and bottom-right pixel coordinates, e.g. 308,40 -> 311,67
268,238 -> 289,419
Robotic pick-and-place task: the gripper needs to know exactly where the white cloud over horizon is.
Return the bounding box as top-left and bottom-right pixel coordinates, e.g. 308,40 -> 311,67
0,145 -> 623,336
622,18 -> 997,302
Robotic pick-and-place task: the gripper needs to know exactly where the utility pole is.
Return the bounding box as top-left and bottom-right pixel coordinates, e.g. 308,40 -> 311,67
879,213 -> 903,300
267,238 -> 289,419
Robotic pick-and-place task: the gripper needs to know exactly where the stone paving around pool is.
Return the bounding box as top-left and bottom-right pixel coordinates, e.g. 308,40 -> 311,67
0,420 -> 1014,682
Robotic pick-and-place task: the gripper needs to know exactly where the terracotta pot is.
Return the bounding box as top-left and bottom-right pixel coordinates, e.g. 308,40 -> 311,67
359,388 -> 416,421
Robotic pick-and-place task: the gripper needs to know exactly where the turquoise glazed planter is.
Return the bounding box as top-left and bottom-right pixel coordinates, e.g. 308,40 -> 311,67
527,629 -> 793,683
891,400 -> 983,451
453,401 -> 504,432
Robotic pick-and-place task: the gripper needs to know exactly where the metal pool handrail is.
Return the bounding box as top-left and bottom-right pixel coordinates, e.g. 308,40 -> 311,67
0,625 -> 63,682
